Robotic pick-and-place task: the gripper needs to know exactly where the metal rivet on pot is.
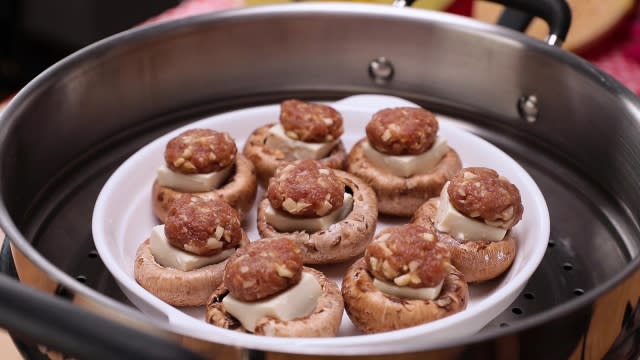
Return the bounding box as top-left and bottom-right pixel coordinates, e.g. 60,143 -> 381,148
518,95 -> 539,123
368,57 -> 394,84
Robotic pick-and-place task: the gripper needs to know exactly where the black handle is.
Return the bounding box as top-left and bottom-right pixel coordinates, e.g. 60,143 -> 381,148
497,8 -> 534,33
0,265 -> 206,360
492,0 -> 571,46
401,0 -> 571,46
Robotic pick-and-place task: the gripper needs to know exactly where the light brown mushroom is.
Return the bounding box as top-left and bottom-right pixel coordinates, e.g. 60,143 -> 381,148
347,138 -> 462,217
342,258 -> 468,334
152,154 -> 257,223
412,198 -> 517,283
134,232 -> 250,307
242,124 -> 347,188
256,169 -> 378,264
206,267 -> 344,337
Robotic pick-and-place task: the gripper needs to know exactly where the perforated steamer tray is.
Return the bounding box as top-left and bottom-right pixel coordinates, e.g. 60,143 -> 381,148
91,94 -> 549,355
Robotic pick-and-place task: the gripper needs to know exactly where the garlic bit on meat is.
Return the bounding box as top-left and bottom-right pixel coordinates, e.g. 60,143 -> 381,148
365,224 -> 449,300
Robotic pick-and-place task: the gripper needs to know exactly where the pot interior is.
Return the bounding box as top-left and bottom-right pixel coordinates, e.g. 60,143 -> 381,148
1,3 -> 639,353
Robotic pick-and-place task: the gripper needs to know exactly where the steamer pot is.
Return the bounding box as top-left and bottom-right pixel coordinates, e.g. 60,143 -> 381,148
0,0 -> 639,359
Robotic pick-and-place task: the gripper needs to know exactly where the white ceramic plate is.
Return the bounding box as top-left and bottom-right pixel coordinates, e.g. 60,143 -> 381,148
92,94 -> 549,355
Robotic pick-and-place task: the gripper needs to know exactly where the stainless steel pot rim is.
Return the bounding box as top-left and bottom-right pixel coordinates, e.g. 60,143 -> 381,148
1,2 -> 640,354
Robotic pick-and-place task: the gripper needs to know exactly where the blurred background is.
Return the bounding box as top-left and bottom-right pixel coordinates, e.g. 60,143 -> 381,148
0,0 -> 180,99
0,0 -> 638,99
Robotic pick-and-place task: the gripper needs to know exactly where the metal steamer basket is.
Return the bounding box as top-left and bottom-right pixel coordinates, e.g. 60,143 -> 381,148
0,0 -> 639,358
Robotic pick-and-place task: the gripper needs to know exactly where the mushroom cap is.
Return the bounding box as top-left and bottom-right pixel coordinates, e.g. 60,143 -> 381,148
257,169 -> 378,264
134,231 -> 250,307
412,198 -> 517,283
242,124 -> 347,188
346,138 -> 462,217
152,154 -> 257,223
342,258 -> 468,334
206,267 -> 344,337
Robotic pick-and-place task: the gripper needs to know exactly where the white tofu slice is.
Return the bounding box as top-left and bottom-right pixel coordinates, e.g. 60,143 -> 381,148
149,225 -> 235,271
265,193 -> 354,233
265,124 -> 339,160
156,164 -> 232,192
222,272 -> 322,332
362,137 -> 449,177
435,184 -> 507,242
373,278 -> 443,300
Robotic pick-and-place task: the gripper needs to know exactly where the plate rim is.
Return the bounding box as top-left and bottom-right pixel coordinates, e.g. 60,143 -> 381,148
91,94 -> 550,355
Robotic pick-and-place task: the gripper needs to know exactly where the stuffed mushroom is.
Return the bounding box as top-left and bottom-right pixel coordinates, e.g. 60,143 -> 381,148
135,195 -> 250,307
412,167 -> 523,283
347,107 -> 462,217
152,128 -> 257,222
256,159 -> 378,264
342,224 -> 468,334
243,99 -> 348,187
206,237 -> 344,337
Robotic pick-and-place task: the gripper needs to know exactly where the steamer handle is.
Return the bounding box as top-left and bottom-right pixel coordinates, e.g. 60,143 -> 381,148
485,0 -> 571,47
396,0 -> 571,47
0,273 -> 206,360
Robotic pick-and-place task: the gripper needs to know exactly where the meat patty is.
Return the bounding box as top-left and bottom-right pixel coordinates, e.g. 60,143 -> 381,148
164,128 -> 237,174
224,237 -> 304,302
446,167 -> 523,229
365,224 -> 449,288
266,160 -> 345,218
366,107 -> 438,155
279,99 -> 344,143
164,195 -> 243,256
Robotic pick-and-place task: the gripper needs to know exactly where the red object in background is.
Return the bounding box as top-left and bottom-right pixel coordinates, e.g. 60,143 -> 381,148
143,0 -> 474,25
446,0 -> 473,16
582,7 -> 640,96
